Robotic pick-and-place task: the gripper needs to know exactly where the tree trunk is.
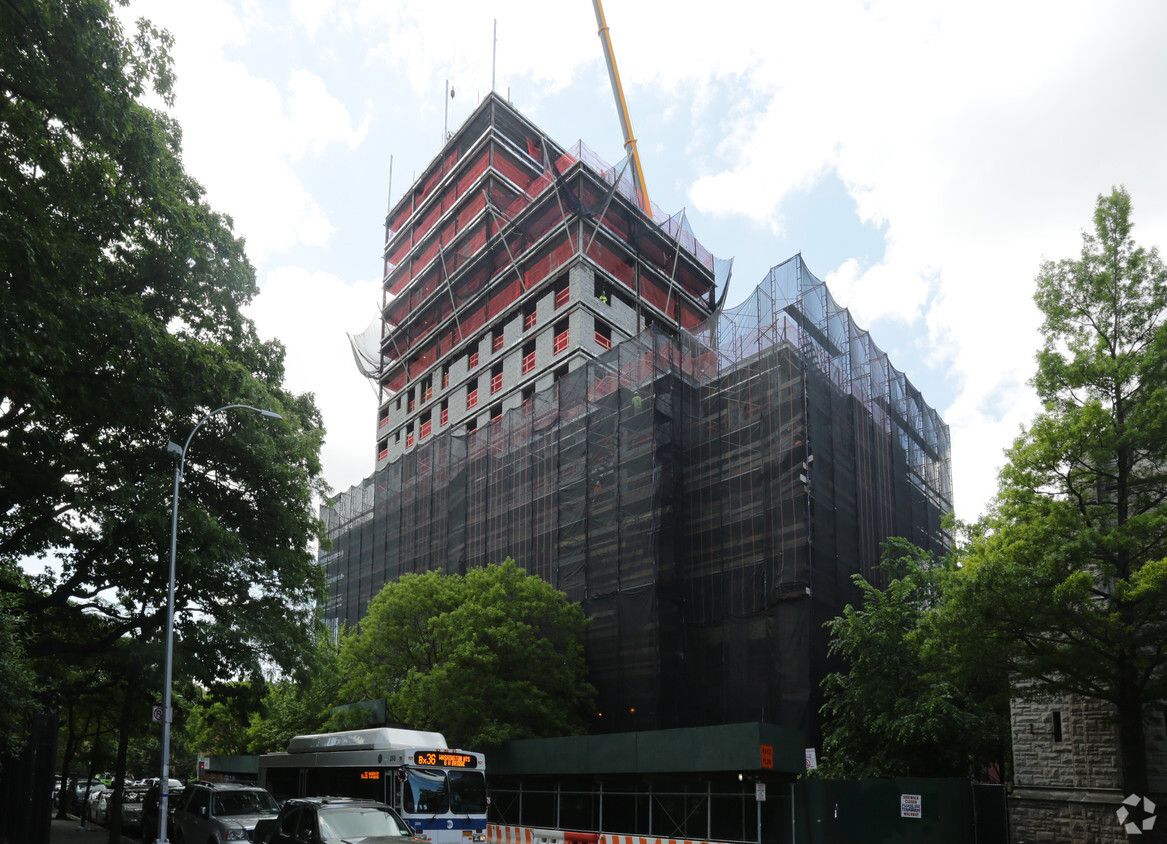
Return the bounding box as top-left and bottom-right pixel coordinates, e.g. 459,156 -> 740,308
1116,688 -> 1160,843
108,662 -> 139,844
54,699 -> 77,820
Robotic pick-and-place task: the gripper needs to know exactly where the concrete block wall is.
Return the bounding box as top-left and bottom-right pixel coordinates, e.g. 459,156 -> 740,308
380,262 -> 598,463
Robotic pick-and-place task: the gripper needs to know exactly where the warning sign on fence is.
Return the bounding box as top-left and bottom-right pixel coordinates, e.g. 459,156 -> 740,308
900,794 -> 922,819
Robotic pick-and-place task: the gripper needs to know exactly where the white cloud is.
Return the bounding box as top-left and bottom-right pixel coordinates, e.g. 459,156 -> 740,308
127,0 -> 376,267
287,69 -> 371,159
247,268 -> 382,494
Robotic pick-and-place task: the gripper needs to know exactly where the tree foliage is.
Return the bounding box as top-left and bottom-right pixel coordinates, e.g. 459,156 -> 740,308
340,560 -> 594,748
0,0 -> 327,684
819,539 -> 1007,778
0,0 -> 330,798
946,187 -> 1167,796
0,592 -> 37,757
245,625 -> 346,754
185,680 -> 266,757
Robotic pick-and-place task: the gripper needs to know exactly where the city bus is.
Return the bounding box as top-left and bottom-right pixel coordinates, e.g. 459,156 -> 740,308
257,728 -> 487,844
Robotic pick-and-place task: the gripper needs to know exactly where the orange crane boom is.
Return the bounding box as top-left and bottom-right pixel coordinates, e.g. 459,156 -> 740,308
591,0 -> 652,217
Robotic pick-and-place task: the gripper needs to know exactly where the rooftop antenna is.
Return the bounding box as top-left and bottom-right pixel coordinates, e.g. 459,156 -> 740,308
385,154 -> 393,215
443,49 -> 456,141
492,19 -> 497,92
443,80 -> 450,142
591,0 -> 651,217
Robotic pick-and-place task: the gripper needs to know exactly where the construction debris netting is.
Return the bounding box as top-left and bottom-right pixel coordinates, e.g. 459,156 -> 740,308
321,255 -> 952,736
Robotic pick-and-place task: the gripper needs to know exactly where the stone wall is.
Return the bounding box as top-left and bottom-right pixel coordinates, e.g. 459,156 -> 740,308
1009,692 -> 1167,843
1011,694 -> 1120,790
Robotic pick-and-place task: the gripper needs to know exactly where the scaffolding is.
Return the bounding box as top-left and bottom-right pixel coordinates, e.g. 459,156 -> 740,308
323,253 -> 951,738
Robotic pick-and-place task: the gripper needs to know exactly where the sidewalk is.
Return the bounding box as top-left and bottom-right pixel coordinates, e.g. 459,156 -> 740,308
50,816 -> 137,844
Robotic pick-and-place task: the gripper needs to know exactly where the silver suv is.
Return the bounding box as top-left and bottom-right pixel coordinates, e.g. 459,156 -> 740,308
172,782 -> 280,843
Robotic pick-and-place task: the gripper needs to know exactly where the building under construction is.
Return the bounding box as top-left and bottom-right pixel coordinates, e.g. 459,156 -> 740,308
325,92 -> 952,745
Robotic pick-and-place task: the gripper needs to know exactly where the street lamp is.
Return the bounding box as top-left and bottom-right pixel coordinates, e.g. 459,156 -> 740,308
158,403 -> 281,844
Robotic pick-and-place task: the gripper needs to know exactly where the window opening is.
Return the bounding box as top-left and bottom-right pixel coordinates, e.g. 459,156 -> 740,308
554,319 -> 569,355
595,319 -> 612,350
595,277 -> 613,305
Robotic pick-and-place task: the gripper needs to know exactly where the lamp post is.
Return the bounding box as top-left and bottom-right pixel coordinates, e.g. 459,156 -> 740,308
158,404 -> 281,844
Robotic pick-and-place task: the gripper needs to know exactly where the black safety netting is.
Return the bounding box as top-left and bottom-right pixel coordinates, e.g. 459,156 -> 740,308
321,255 -> 951,738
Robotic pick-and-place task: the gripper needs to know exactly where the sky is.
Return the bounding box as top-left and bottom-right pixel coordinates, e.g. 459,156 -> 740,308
122,0 -> 1167,522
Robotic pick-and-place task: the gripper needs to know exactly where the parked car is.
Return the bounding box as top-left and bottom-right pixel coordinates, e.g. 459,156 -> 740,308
68,779 -> 103,816
171,782 -> 279,844
255,796 -> 425,844
142,781 -> 185,844
86,785 -> 113,824
120,785 -> 148,835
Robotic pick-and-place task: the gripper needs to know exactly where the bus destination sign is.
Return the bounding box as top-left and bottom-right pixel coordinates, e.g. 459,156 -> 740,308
413,751 -> 477,768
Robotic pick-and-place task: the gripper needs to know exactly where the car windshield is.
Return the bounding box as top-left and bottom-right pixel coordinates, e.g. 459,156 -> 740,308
124,790 -> 147,804
212,790 -> 279,816
319,806 -> 410,841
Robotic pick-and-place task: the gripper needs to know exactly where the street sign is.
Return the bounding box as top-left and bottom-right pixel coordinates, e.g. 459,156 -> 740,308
152,706 -> 165,724
755,783 -> 766,802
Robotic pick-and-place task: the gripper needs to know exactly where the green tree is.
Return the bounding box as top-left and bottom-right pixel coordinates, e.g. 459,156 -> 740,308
0,589 -> 37,757
340,560 -> 594,748
0,0 -> 327,709
185,680 -> 266,757
247,625 -> 345,754
948,187 -> 1167,798
819,539 -> 1007,778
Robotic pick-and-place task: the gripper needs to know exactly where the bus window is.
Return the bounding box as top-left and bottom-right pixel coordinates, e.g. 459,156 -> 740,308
404,768 -> 448,814
448,770 -> 487,814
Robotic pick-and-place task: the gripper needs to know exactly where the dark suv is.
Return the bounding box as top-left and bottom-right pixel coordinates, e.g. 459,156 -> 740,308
171,781 -> 279,843
256,797 -> 424,844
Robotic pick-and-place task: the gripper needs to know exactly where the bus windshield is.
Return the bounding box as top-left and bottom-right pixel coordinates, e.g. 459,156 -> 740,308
448,770 -> 487,814
404,768 -> 447,814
